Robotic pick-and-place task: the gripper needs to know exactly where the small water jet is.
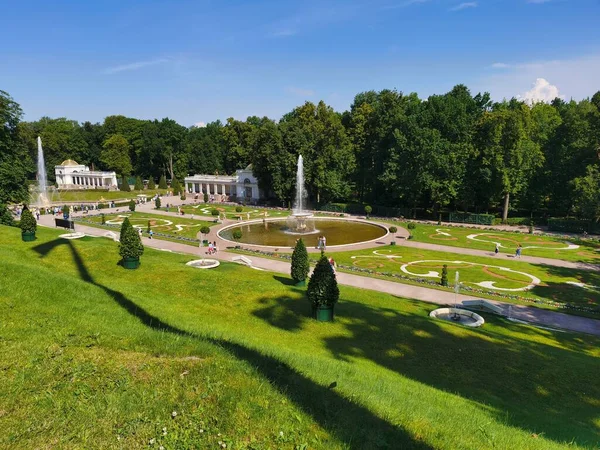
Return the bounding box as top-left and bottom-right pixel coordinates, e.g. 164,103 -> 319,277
429,271 -> 485,327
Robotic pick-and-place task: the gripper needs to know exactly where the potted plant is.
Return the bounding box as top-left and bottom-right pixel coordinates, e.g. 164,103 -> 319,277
62,204 -> 70,219
389,226 -> 398,245
19,206 -> 37,241
364,205 -> 372,219
119,217 -> 144,269
307,253 -> 339,322
291,238 -> 310,286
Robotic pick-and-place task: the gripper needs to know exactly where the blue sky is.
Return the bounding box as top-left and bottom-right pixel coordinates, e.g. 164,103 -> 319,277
1,0 -> 599,126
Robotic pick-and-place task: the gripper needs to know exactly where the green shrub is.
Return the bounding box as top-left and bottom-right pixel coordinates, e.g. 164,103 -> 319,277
0,203 -> 14,226
101,213 -> 106,225
147,220 -> 151,234
200,226 -> 210,235
307,253 -> 339,309
62,204 -> 70,218
548,218 -> 596,233
120,176 -> 131,192
158,175 -> 168,190
449,212 -> 495,225
203,193 -> 209,203
364,205 -> 372,218
389,226 -> 398,234
147,178 -> 156,190
129,200 -> 135,212
118,217 -> 144,260
172,178 -> 182,195
291,239 -> 310,283
232,229 -> 242,241
155,197 -> 161,209
19,207 -> 37,233
407,222 -> 416,230
211,208 -> 219,216
180,194 -> 186,201
134,176 -> 143,191
235,206 -> 243,213
441,265 -> 448,286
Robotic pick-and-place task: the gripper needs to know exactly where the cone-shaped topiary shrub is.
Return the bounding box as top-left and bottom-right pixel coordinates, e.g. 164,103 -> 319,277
158,175 -> 168,189
307,253 -> 339,309
129,200 -> 136,212
62,204 -> 70,218
119,217 -> 144,260
155,197 -> 161,209
19,206 -> 37,234
291,238 -> 310,284
441,264 -> 448,286
134,176 -> 143,191
148,178 -> 156,190
203,193 -> 209,203
120,176 -> 131,192
0,203 -> 14,226
172,178 -> 181,195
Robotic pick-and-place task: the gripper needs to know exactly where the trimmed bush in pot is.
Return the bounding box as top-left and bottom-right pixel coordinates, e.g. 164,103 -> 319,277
119,217 -> 144,269
19,206 -> 37,241
291,238 -> 309,286
307,253 -> 339,322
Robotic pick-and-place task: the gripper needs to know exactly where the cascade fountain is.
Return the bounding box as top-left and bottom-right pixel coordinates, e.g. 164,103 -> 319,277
31,136 -> 51,207
286,155 -> 316,233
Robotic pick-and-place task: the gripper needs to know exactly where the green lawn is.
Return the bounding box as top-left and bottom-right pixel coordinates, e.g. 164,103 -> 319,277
1,225 -> 599,449
233,245 -> 600,317
393,221 -> 600,264
74,212 -> 215,243
165,203 -> 291,220
54,189 -> 169,202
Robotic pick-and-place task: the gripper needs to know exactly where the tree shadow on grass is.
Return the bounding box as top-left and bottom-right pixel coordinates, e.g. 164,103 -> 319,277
32,238 -> 432,449
319,297 -> 600,447
273,275 -> 297,286
251,296 -> 308,332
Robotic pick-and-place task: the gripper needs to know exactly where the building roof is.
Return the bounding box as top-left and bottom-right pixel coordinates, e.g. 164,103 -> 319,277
60,159 -> 80,166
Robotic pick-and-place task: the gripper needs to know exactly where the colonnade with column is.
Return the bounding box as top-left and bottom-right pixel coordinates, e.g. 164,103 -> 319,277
70,175 -> 108,187
187,182 -> 230,195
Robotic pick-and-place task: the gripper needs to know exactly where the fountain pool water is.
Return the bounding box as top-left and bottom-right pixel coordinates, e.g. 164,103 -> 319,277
429,271 -> 485,327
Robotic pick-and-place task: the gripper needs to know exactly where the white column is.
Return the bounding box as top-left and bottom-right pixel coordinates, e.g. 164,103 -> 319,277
213,183 -> 217,195
199,183 -> 203,194
222,184 -> 226,195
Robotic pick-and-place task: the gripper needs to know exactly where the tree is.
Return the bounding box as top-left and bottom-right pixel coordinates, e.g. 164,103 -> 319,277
364,205 -> 372,218
572,165 -> 600,222
134,176 -> 143,191
155,197 -> 161,209
101,134 -> 132,177
118,217 -> 144,260
172,177 -> 182,195
0,203 -> 14,226
148,178 -> 156,190
19,206 -> 37,234
291,239 -> 310,283
158,175 -> 168,189
307,253 -> 339,310
0,90 -> 29,204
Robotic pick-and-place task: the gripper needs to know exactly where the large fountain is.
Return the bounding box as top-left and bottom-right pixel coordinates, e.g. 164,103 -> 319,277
218,154 -> 388,247
31,136 -> 51,207
286,155 -> 317,234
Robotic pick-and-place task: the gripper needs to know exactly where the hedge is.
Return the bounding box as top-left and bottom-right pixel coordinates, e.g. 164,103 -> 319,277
547,218 -> 599,234
449,212 -> 495,225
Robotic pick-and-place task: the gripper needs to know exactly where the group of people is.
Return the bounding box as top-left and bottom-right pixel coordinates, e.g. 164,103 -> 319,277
207,241 -> 218,255
493,243 -> 522,258
317,235 -> 327,250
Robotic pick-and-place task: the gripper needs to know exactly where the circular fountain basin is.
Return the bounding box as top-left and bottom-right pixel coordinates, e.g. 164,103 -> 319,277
429,308 -> 484,327
59,232 -> 86,240
219,218 -> 388,247
186,259 -> 220,269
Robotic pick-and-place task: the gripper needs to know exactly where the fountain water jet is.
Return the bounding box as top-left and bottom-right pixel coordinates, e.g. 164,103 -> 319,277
31,136 -> 51,207
286,155 -> 317,234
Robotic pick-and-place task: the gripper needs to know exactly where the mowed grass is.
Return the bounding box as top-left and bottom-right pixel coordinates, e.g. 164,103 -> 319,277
1,226 -> 599,449
166,203 -> 291,220
395,222 -> 600,264
55,189 -> 169,202
75,212 -> 215,242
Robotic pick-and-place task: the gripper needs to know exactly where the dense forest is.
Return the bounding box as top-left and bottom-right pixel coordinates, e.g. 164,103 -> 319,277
1,86 -> 600,222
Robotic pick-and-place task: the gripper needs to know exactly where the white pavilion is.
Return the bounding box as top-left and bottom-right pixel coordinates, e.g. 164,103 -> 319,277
184,165 -> 262,201
55,160 -> 118,190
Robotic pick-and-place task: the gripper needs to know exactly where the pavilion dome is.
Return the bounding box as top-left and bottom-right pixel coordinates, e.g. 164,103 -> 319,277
60,159 -> 80,166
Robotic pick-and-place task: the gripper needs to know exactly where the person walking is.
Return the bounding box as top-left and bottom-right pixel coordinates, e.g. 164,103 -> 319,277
322,235 -> 327,251
494,243 -> 499,255
208,241 -> 214,255
212,241 -> 218,253
515,244 -> 522,259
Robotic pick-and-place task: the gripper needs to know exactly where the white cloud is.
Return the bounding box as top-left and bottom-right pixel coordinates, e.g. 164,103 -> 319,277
518,78 -> 563,103
193,122 -> 206,128
104,58 -> 168,74
475,54 -> 600,102
450,2 -> 477,11
490,62 -> 511,69
286,87 -> 315,97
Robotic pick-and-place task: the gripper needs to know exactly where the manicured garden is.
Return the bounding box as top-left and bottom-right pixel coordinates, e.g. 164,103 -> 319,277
54,189 -> 170,202
1,225 -> 599,449
232,245 -> 600,317
394,221 -> 600,264
74,211 -> 215,244
165,203 -> 291,220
